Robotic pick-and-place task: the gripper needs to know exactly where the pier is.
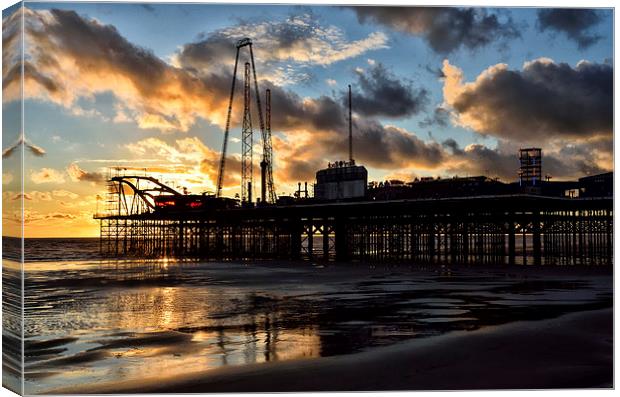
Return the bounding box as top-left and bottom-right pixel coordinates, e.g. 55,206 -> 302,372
94,38 -> 613,268
97,193 -> 612,266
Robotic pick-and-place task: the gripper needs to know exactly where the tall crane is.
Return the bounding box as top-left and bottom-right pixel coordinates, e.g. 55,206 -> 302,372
216,37 -> 276,203
241,62 -> 253,203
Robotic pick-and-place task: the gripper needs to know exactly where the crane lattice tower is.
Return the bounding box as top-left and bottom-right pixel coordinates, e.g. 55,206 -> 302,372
241,62 -> 253,203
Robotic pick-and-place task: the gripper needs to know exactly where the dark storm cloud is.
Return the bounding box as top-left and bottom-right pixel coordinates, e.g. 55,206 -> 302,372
347,63 -> 428,119
349,6 -> 520,54
441,138 -> 463,155
446,143 -> 518,180
261,81 -> 347,133
442,140 -> 609,181
543,154 -> 607,178
324,119 -> 445,169
445,59 -> 612,141
537,9 -> 604,49
554,138 -> 612,176
3,62 -> 62,95
277,158 -> 325,182
175,31 -> 233,73
263,81 -> 445,170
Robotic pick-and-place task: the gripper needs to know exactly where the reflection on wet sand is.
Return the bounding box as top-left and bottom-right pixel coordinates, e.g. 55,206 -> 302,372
22,259 -> 612,394
3,259 -> 23,394
24,262 -> 325,394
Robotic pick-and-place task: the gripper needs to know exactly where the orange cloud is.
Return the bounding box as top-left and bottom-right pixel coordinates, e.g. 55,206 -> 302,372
5,8 -> 232,132
124,136 -> 240,192
67,163 -> 105,183
30,168 -> 65,184
441,58 -> 612,142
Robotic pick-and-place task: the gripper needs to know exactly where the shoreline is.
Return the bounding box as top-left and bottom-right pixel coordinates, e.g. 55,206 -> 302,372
50,307 -> 613,393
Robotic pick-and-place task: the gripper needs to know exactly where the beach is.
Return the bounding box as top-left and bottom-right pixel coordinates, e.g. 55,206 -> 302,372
53,307 -> 613,393
14,239 -> 613,393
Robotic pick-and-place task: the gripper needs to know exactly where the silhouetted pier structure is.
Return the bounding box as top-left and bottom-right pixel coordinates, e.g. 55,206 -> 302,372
97,194 -> 612,266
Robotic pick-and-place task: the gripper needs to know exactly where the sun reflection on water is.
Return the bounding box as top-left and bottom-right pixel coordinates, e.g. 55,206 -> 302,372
23,259 -> 324,393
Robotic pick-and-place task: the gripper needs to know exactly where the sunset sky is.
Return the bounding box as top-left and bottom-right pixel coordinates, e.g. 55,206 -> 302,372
2,3 -> 613,237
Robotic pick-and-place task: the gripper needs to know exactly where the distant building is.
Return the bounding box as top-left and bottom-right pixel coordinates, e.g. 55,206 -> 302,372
578,172 -> 613,197
314,160 -> 368,201
519,148 -> 542,187
369,176 -> 509,200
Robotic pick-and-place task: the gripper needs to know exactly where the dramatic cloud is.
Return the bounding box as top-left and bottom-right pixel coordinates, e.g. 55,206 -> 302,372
442,58 -> 612,142
9,5 -> 611,202
442,139 -> 611,181
7,8 -> 388,135
67,163 -> 105,183
537,9 -> 604,49
0,6 -> 452,184
256,82 -> 446,174
348,63 -> 428,118
175,13 -> 389,77
442,141 -> 519,180
331,121 -> 444,169
349,6 -> 520,54
2,7 -> 23,102
7,8 -> 231,131
31,168 -> 66,184
125,137 -> 241,191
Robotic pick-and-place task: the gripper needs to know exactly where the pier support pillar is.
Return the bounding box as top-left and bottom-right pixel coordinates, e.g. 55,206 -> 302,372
462,221 -> 469,265
290,219 -> 302,260
335,218 -> 348,262
307,222 -> 313,259
323,224 -> 330,261
533,212 -> 542,266
178,220 -> 184,257
450,222 -> 457,264
428,225 -> 435,264
508,216 -> 516,266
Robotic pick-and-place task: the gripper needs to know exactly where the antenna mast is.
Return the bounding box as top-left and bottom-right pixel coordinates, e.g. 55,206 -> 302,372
348,84 -> 353,163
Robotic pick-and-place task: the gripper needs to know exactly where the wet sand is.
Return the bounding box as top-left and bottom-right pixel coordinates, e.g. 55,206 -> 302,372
16,254 -> 612,394
53,307 -> 612,393
19,258 -> 613,393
